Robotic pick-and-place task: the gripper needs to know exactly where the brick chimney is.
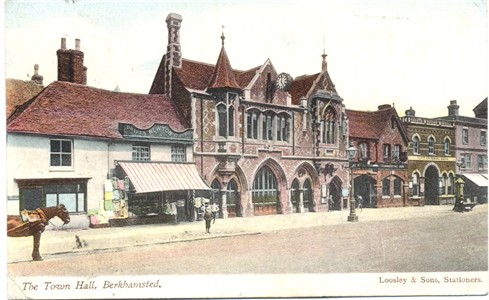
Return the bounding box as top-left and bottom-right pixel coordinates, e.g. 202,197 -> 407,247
448,100 -> 459,117
378,104 -> 392,110
164,13 -> 183,99
57,37 -> 87,85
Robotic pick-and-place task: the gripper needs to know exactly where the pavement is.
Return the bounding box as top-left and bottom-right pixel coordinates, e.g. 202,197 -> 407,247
6,204 -> 487,263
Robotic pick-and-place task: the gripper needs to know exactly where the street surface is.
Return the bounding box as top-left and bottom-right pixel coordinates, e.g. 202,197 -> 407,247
7,205 -> 487,276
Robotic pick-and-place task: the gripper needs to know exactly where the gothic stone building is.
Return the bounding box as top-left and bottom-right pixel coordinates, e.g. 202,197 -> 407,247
149,13 -> 351,217
401,107 -> 457,206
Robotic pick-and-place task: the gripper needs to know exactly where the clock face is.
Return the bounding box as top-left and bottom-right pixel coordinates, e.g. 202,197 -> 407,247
276,73 -> 292,91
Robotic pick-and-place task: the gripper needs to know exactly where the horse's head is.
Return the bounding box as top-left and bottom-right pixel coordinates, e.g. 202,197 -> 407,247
57,204 -> 71,224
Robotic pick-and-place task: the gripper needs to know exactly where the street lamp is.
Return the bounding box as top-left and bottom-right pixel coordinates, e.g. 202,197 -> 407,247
346,143 -> 358,222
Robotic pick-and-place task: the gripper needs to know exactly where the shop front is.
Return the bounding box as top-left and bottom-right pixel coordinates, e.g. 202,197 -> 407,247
95,161 -> 210,227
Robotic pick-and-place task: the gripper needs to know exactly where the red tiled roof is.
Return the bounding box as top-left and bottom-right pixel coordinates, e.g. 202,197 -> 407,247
6,79 -> 44,119
207,46 -> 241,90
347,107 -> 399,140
236,66 -> 260,88
7,81 -> 187,139
288,74 -> 319,105
151,57 -> 256,95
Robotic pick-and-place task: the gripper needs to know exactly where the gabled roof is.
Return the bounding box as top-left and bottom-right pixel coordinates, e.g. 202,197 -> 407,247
6,79 -> 44,119
288,69 -> 338,105
288,73 -> 319,105
207,46 -> 240,90
8,81 -> 187,139
347,106 -> 408,143
473,97 -> 487,119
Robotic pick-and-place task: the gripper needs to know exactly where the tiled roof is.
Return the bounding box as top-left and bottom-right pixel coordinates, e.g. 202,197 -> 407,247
6,79 -> 44,119
347,107 -> 406,141
288,74 -> 318,105
7,81 -> 187,139
236,66 -> 261,88
151,57 -> 257,95
473,97 -> 487,119
207,46 -> 241,90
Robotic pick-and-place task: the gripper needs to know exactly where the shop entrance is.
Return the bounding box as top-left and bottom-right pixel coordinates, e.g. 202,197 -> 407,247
425,165 -> 440,205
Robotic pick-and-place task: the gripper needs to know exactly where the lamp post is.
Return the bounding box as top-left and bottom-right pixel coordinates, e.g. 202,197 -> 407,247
346,143 -> 358,222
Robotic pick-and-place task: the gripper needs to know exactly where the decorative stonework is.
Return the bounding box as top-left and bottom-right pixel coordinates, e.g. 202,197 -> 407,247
118,123 -> 192,142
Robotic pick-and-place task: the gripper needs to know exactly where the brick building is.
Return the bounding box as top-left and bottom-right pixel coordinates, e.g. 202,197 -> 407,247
401,108 -> 457,206
347,104 -> 409,208
436,99 -> 487,203
149,13 -> 351,217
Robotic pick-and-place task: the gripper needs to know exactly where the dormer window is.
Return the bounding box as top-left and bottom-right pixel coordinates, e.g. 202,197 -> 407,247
359,142 -> 369,160
383,144 -> 391,160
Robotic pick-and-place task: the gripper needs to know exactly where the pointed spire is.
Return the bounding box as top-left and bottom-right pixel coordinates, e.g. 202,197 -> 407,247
208,27 -> 240,90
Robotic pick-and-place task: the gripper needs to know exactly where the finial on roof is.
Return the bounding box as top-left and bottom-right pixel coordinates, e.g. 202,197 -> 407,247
321,49 -> 328,72
221,25 -> 225,46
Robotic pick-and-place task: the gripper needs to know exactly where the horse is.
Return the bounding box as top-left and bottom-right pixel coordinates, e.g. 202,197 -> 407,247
7,204 -> 71,261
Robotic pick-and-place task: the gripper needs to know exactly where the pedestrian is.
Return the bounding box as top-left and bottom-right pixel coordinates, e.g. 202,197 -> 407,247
328,195 -> 334,212
203,207 -> 213,233
210,202 -> 219,224
357,195 -> 363,212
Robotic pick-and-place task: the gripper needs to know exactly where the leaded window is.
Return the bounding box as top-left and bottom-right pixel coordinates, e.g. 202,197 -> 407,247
323,107 -> 336,144
393,177 -> 402,196
412,136 -> 420,154
382,178 -> 390,196
444,137 -> 450,155
246,111 -> 259,139
252,167 -> 278,206
428,137 -> 435,155
132,143 -> 150,161
171,145 -> 186,162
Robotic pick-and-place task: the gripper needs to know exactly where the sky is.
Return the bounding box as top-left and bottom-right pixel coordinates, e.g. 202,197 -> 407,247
3,0 -> 488,118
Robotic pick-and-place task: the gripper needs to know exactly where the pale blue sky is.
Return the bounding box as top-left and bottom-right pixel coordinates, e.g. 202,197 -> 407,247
3,0 -> 488,118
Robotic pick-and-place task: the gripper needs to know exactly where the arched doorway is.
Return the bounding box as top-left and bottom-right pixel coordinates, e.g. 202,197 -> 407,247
291,179 -> 300,213
303,179 -> 313,212
329,176 -> 342,210
425,165 -> 439,205
226,179 -> 241,217
354,175 -> 377,208
252,166 -> 279,215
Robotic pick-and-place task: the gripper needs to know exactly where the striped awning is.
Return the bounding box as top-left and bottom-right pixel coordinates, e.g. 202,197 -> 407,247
118,162 -> 210,193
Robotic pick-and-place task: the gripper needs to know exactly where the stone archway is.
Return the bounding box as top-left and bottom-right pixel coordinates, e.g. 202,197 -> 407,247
425,165 -> 440,205
329,175 -> 343,210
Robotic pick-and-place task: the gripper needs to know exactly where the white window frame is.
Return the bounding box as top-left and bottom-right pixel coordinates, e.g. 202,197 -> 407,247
50,139 -> 73,168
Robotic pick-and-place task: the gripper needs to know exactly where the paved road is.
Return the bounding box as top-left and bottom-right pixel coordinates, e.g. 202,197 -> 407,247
7,205 -> 487,276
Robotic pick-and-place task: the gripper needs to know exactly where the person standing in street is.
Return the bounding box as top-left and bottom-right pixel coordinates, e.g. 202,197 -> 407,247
210,202 -> 219,224
328,195 -> 334,212
357,195 -> 363,212
203,206 -> 213,233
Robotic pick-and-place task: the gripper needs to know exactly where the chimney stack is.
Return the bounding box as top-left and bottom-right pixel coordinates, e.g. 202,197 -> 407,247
448,100 -> 459,117
165,13 -> 183,99
31,64 -> 44,85
57,37 -> 87,85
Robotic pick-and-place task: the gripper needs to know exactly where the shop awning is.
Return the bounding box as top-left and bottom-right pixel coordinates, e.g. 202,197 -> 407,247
118,162 -> 210,193
461,173 -> 488,187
